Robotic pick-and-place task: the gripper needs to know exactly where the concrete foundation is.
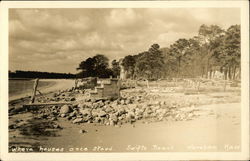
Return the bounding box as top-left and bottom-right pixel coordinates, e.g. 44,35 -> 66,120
90,78 -> 121,99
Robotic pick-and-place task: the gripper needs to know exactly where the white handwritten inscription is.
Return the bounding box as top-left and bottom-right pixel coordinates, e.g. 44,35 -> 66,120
126,145 -> 147,152
9,144 -> 240,152
92,146 -> 113,152
187,144 -> 218,151
69,147 -> 88,152
224,144 -> 240,151
151,145 -> 174,151
126,145 -> 174,152
187,144 -> 241,151
69,146 -> 113,152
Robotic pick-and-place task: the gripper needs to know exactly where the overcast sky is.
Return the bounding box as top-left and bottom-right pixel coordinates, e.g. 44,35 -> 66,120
9,8 -> 240,73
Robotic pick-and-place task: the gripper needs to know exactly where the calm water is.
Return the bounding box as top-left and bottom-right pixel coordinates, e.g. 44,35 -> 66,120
9,79 -> 54,97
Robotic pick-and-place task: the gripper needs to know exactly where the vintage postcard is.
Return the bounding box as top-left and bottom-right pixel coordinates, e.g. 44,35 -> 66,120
0,1 -> 249,160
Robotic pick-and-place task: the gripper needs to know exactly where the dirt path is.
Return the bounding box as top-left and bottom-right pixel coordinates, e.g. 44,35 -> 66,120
9,103 -> 240,152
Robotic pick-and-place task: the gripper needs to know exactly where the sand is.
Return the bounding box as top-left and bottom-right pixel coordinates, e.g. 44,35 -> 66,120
9,103 -> 241,152
40,103 -> 241,152
8,80 -> 241,153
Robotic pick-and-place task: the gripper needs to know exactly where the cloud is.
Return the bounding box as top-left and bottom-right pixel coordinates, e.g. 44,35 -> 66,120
108,9 -> 137,27
9,8 -> 240,73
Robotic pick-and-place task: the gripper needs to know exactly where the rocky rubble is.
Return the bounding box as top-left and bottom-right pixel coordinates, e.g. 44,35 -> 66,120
32,89 -> 201,127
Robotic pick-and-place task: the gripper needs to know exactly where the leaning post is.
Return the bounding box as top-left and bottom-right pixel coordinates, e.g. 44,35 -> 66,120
74,79 -> 79,90
30,78 -> 39,104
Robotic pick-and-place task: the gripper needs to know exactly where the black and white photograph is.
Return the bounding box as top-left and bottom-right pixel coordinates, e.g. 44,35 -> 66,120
0,1 -> 249,160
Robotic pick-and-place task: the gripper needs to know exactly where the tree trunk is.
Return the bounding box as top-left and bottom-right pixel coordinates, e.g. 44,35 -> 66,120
238,67 -> 241,79
232,65 -> 236,80
212,70 -> 216,79
228,66 -> 232,80
209,69 -> 213,79
223,80 -> 227,92
224,69 -> 228,80
206,57 -> 210,79
201,66 -> 205,78
178,57 -> 181,77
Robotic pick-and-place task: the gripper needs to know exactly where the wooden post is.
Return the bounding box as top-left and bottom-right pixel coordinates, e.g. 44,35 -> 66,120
74,79 -> 78,89
223,80 -> 227,92
30,78 -> 39,104
197,80 -> 201,92
146,79 -> 149,88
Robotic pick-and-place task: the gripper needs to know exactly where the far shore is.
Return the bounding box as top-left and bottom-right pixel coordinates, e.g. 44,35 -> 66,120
9,79 -> 75,102
9,78 -> 75,80
9,78 -> 33,80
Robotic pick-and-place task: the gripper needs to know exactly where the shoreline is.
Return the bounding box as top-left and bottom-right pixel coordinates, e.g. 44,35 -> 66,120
9,79 -> 75,102
9,102 -> 241,152
8,83 -> 241,152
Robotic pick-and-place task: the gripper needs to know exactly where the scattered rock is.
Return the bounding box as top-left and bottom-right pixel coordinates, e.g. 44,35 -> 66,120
98,110 -> 107,117
9,124 -> 16,129
61,114 -> 66,117
67,116 -> 72,120
72,118 -> 83,124
60,105 -> 71,114
70,97 -> 76,101
120,100 -> 125,105
9,87 -> 204,127
79,129 -> 87,133
53,93 -> 57,97
53,124 -> 60,129
79,108 -> 91,116
51,117 -> 57,121
69,111 -> 77,117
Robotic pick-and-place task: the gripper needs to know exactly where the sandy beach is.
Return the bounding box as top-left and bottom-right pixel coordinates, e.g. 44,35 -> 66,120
39,103 -> 240,152
8,82 -> 241,153
9,103 -> 240,152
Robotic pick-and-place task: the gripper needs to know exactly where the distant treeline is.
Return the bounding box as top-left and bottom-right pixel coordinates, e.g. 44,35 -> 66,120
9,70 -> 76,79
120,24 -> 241,80
76,24 -> 240,80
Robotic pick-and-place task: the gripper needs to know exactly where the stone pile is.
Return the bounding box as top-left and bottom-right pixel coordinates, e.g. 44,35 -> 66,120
34,90 -> 200,126
9,86 -> 203,128
37,90 -> 77,103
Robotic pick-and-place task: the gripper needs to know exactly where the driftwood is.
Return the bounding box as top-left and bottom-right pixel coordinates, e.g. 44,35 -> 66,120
23,102 -> 72,108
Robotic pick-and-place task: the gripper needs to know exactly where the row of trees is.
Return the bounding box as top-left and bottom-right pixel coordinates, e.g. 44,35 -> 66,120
76,54 -> 120,78
121,24 -> 240,80
121,44 -> 164,80
9,70 -> 75,79
77,24 -> 240,80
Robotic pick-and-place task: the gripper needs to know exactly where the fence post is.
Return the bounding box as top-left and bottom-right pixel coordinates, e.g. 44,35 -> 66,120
223,80 -> 227,92
74,79 -> 78,89
30,78 -> 39,104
